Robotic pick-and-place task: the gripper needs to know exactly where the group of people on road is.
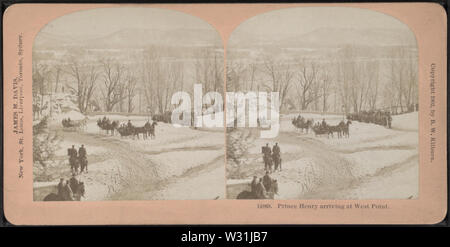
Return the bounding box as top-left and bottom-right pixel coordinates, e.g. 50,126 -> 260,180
68,144 -> 88,174
56,174 -> 85,201
261,143 -> 282,172
347,110 -> 392,128
250,171 -> 278,199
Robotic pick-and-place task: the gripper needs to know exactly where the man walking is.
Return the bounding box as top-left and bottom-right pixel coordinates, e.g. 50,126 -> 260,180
78,144 -> 88,173
68,145 -> 78,173
272,143 -> 281,171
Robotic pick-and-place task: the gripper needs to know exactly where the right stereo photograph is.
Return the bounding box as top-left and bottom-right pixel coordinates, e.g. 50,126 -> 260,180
226,7 -> 419,200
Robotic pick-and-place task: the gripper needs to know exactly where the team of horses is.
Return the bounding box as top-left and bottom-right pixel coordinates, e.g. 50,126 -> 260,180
311,120 -> 352,138
292,116 -> 352,138
116,121 -> 157,139
262,150 -> 282,173
97,118 -> 119,135
69,153 -> 88,175
97,117 -> 157,139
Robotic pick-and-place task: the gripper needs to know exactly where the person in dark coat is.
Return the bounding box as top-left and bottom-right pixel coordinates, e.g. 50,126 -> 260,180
272,143 -> 280,155
262,143 -> 271,171
68,145 -> 78,172
321,118 -> 327,128
61,181 -> 73,201
78,144 -> 88,173
250,176 -> 258,195
78,144 -> 86,158
272,143 -> 281,171
255,178 -> 267,199
262,171 -> 272,192
69,174 -> 79,193
57,178 -> 65,198
127,120 -> 133,129
69,145 -> 77,158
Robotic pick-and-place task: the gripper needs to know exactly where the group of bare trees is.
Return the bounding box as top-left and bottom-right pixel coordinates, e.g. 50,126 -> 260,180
226,45 -> 418,115
32,56 -> 133,114
33,44 -> 417,117
32,47 -> 225,116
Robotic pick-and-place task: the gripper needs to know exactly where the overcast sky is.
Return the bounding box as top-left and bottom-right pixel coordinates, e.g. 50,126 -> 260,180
230,7 -> 414,40
39,7 -> 214,38
39,6 -> 414,44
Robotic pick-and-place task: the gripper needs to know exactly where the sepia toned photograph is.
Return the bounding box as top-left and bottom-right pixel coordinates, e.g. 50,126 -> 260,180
3,3 -> 446,225
31,7 -> 225,201
226,7 -> 419,200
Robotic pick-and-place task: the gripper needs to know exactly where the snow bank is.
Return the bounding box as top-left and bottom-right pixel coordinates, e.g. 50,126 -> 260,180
392,112 -> 418,131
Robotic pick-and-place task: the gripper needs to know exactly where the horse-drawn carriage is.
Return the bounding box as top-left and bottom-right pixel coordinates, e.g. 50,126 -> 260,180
97,118 -> 119,135
116,121 -> 157,139
311,120 -> 351,138
292,116 -> 314,133
61,117 -> 88,131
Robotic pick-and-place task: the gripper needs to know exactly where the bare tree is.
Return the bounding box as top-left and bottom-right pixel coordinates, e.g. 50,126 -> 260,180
320,68 -> 332,112
141,48 -> 159,114
226,60 -> 246,92
125,72 -> 137,113
294,60 -> 320,111
67,58 -> 99,113
366,61 -> 380,110
100,58 -> 126,112
386,46 -> 418,113
32,62 -> 52,117
262,57 -> 293,110
195,48 -> 223,93
53,64 -> 63,93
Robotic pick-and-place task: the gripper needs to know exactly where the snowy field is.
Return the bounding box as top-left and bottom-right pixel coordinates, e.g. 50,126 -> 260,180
226,112 -> 418,200
34,113 -> 225,201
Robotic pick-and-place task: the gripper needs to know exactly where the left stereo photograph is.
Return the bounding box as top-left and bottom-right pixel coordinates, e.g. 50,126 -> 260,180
32,7 -> 226,201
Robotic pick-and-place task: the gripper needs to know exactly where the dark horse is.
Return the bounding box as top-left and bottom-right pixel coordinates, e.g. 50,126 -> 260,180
146,121 -> 157,139
43,182 -> 86,201
341,120 -> 352,138
272,152 -> 282,172
236,179 -> 279,199
263,154 -> 273,172
327,124 -> 342,138
79,156 -> 88,173
69,156 -> 80,174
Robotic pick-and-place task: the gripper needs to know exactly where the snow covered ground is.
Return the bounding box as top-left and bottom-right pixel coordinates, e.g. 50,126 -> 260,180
34,113 -> 225,201
227,112 -> 418,200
